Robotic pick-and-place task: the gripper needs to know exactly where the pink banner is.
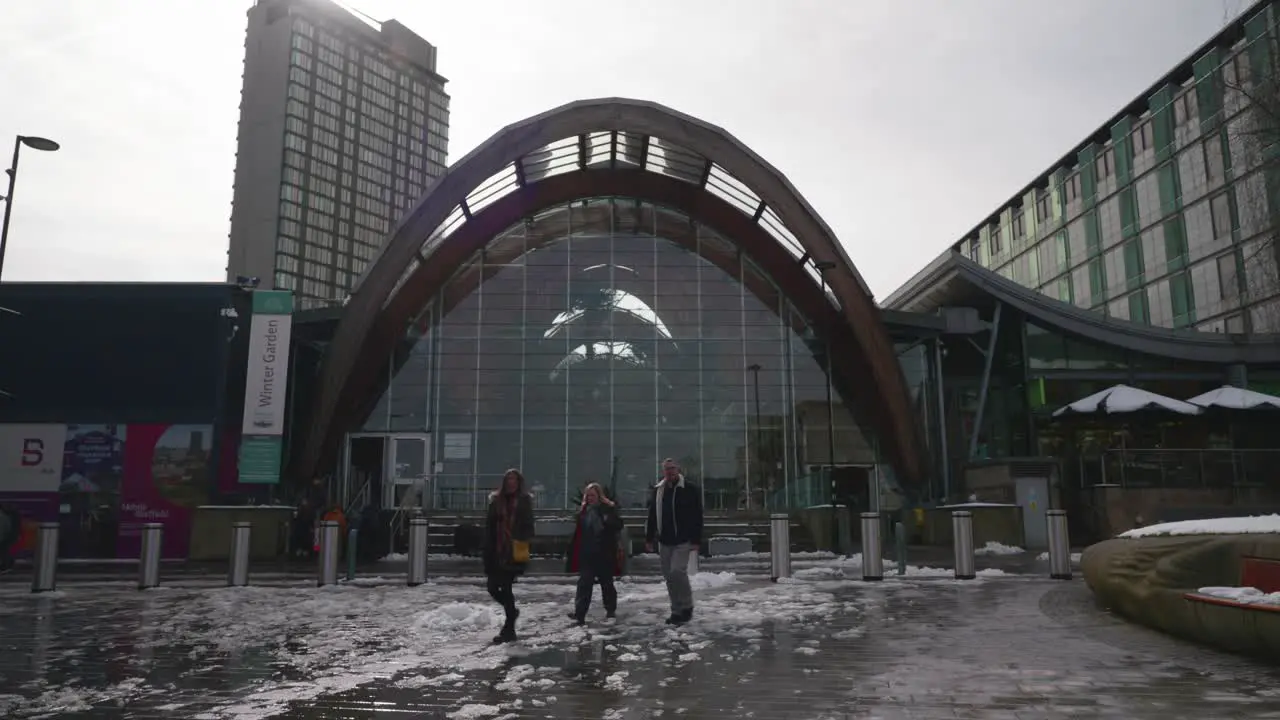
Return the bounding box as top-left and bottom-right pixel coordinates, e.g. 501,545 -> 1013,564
117,424 -> 214,559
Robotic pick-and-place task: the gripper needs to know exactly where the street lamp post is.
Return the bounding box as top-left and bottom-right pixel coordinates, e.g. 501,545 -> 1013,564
813,259 -> 839,555
747,363 -> 762,510
0,135 -> 61,281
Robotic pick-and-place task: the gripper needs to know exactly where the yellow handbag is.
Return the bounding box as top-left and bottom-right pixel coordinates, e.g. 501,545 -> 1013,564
511,540 -> 530,564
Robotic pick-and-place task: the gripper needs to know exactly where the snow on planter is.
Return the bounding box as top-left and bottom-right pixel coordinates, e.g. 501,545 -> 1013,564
1196,586 -> 1280,606
1118,514 -> 1280,539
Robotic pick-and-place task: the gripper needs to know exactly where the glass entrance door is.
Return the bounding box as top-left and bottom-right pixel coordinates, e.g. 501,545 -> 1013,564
344,434 -> 386,511
384,434 -> 431,510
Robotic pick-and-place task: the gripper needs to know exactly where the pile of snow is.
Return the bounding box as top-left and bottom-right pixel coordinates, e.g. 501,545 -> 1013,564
1035,551 -> 1082,563
974,541 -> 1023,556
1196,586 -> 1280,606
447,703 -> 502,719
786,553 -> 1005,581
381,552 -> 468,561
689,571 -> 740,590
1119,514 -> 1280,539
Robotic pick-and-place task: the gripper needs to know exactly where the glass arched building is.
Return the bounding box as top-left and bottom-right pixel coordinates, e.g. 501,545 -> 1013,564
296,98 -> 927,513
354,199 -> 875,511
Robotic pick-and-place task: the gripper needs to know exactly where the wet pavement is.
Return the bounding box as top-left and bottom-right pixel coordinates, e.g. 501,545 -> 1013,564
2,555 -> 1279,719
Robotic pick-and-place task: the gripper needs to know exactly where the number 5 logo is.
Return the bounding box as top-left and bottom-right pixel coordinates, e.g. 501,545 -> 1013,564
20,438 -> 44,467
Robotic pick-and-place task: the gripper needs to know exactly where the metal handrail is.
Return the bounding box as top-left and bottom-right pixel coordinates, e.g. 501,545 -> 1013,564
344,477 -> 370,516
1078,448 -> 1280,488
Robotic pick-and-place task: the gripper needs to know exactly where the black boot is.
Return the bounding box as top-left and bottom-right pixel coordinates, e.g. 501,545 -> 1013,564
493,606 -> 518,644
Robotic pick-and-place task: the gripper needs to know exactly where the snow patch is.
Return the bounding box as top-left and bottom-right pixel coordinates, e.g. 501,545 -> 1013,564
1119,514 -> 1280,538
447,704 -> 502,719
974,541 -> 1023,556
1036,551 -> 1082,563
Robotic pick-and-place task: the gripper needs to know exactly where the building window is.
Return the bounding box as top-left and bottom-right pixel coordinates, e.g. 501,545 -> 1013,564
1169,272 -> 1195,326
280,184 -> 304,204
1218,253 -> 1239,299
1133,120 -> 1154,155
989,224 -> 1002,255
1211,193 -> 1233,238
1204,137 -> 1225,183
1096,147 -> 1114,179
1174,91 -> 1192,126
1128,291 -> 1150,324
1036,191 -> 1052,223
1012,212 -> 1025,240
275,254 -> 300,273
1224,51 -> 1251,90
290,49 -> 313,72
1064,173 -> 1081,203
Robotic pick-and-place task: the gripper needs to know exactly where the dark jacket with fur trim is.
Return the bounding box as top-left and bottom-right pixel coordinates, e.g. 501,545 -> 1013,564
645,476 -> 703,547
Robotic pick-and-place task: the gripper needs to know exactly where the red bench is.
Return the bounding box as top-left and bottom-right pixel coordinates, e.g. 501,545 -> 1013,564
1183,556 -> 1280,610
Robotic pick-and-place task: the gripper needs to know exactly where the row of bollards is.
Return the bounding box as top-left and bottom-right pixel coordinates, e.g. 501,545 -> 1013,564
765,509 -> 1074,582
26,506 -> 1073,591
28,516 -> 438,593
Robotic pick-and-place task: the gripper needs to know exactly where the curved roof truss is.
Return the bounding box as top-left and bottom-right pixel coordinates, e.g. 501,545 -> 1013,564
298,98 -> 923,489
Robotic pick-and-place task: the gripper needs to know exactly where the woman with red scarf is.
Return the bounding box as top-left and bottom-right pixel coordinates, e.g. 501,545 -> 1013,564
564,483 -> 624,624
483,468 -> 535,644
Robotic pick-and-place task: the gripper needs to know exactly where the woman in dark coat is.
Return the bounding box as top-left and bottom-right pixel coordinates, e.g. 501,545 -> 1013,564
565,483 -> 624,624
483,468 -> 535,644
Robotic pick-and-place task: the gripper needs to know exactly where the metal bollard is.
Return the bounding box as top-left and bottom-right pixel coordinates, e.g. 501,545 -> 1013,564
138,523 -> 163,590
347,528 -> 359,582
316,520 -> 339,587
894,521 -> 907,576
952,510 -> 976,580
687,548 -> 700,577
769,513 -> 792,582
228,521 -> 251,587
1047,509 -> 1072,580
31,522 -> 59,593
407,518 -> 429,587
859,512 -> 884,581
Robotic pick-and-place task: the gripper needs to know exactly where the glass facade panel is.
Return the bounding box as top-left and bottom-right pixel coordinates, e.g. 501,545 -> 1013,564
359,199 -> 877,510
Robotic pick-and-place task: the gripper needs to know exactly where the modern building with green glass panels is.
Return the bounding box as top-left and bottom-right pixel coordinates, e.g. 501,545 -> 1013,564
893,1 -> 1280,335
883,3 -> 1280,533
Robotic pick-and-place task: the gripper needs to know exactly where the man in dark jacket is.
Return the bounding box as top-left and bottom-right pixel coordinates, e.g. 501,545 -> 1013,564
566,483 -> 624,624
645,458 -> 704,625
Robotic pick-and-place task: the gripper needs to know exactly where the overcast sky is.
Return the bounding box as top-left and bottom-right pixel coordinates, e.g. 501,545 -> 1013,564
0,0 -> 1252,300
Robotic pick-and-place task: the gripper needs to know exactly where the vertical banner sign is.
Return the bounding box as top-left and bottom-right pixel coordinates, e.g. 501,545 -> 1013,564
238,290 -> 293,484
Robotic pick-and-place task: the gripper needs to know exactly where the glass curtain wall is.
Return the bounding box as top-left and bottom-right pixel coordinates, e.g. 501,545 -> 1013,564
361,198 -> 879,511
